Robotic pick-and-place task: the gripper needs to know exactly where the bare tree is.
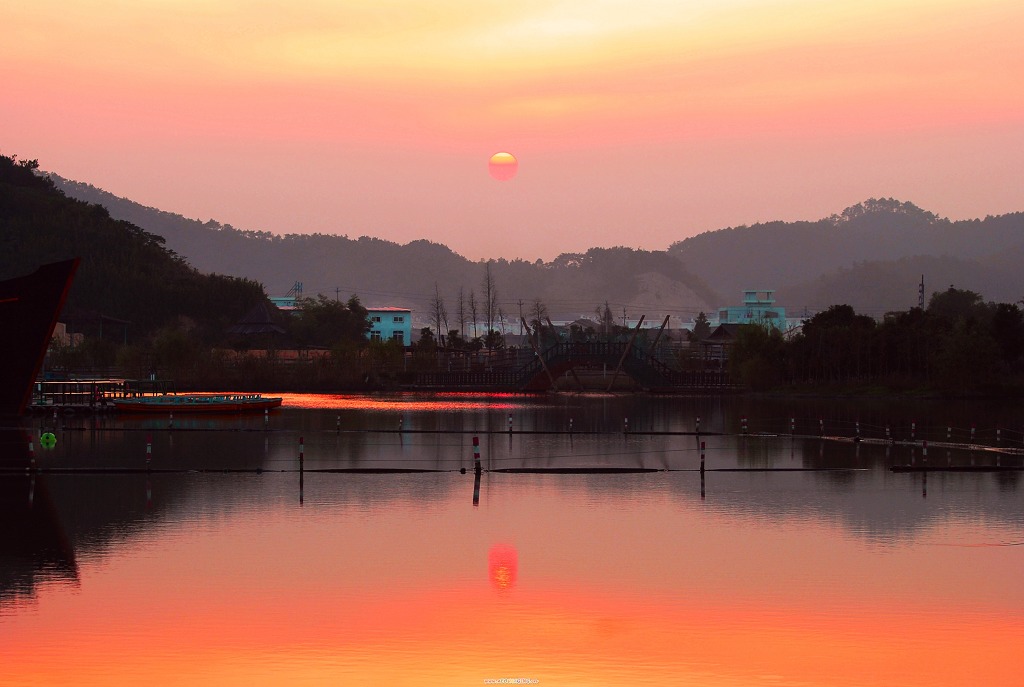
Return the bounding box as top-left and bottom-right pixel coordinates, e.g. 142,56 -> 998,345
430,282 -> 448,345
529,298 -> 549,348
456,287 -> 467,339
529,298 -> 548,329
596,301 -> 615,337
468,290 -> 479,339
482,261 -> 498,347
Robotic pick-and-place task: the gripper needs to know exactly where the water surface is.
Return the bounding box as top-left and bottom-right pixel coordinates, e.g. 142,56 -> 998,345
2,393 -> 1022,686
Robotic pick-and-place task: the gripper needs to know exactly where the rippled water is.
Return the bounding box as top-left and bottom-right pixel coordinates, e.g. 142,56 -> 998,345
2,393 -> 1022,686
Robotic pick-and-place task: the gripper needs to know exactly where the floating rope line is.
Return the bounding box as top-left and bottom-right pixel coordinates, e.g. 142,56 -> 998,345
1,466 -> 872,475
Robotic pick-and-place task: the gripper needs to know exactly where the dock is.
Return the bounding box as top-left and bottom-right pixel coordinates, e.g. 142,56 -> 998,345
27,378 -> 175,413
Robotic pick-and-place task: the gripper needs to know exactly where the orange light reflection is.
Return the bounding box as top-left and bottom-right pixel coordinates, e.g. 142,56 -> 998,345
277,391 -> 532,412
488,543 -> 518,591
2,582 -> 1021,686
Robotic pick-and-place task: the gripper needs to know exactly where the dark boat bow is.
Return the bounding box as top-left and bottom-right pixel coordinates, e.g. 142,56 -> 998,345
0,259 -> 79,416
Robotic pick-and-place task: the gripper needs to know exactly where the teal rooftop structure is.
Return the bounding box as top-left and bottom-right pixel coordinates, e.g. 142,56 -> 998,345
716,290 -> 787,329
270,281 -> 302,311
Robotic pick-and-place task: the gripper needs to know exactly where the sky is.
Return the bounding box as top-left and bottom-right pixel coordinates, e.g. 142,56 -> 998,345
2,0 -> 1022,261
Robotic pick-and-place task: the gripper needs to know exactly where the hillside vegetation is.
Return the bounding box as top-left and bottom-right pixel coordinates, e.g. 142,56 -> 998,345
0,155 -> 266,341
47,174 -> 1024,321
51,175 -> 719,321
670,199 -> 1024,309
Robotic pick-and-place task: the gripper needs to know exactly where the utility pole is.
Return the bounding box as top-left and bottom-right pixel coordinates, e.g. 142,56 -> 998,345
622,307 -> 627,328
335,287 -> 340,302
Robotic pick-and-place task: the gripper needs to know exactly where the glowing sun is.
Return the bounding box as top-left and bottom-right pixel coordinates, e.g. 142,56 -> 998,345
488,152 -> 518,181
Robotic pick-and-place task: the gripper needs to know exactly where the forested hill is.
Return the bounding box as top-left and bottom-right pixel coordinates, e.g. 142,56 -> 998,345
47,171 -> 1024,320
51,175 -> 719,320
0,156 -> 265,340
670,199 -> 1024,307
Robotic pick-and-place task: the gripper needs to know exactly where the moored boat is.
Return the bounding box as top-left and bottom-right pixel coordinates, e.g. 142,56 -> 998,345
110,393 -> 283,413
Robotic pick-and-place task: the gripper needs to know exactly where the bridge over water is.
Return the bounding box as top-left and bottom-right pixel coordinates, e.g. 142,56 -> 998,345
413,341 -> 731,392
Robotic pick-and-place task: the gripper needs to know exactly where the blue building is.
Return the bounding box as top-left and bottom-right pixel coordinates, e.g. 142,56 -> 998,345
715,290 -> 789,329
367,307 -> 413,345
269,295 -> 297,311
270,281 -> 303,311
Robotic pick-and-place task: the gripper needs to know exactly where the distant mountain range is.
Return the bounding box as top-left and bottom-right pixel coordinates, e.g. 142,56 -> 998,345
669,198 -> 1024,316
51,175 -> 1024,323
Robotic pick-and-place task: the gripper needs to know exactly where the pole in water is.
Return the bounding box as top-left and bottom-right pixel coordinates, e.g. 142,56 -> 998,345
886,425 -> 891,440
819,419 -> 824,436
855,421 -> 860,438
473,435 -> 481,472
947,426 -> 952,440
696,416 -> 701,434
790,417 -> 795,435
923,440 -> 928,464
299,436 -> 304,465
911,421 -> 916,441
971,423 -> 976,442
336,415 -> 341,434
700,440 -> 706,472
146,434 -> 152,468
169,411 -> 174,430
399,417 -> 403,432
741,416 -> 748,434
264,408 -> 269,428
28,436 -> 35,471
569,417 -> 574,433
508,413 -> 512,434
473,468 -> 481,506
997,428 -> 1002,444
624,417 -> 629,434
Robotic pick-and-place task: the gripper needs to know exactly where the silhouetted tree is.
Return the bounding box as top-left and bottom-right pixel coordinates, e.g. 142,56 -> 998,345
290,295 -> 369,348
689,312 -> 712,342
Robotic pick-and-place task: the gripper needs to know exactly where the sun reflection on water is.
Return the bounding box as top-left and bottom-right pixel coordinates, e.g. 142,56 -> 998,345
488,543 -> 518,591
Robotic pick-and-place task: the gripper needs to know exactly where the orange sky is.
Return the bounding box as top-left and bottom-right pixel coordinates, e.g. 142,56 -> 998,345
2,0 -> 1022,259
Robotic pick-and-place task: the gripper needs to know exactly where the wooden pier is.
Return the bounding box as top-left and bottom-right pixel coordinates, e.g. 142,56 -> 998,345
27,378 -> 175,413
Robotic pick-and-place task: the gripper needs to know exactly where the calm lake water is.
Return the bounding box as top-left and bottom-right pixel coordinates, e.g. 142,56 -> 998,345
2,392 -> 1023,686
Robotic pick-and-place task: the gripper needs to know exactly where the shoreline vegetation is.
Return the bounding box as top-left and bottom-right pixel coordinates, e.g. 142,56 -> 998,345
46,286 -> 1023,400
4,153 -> 1023,400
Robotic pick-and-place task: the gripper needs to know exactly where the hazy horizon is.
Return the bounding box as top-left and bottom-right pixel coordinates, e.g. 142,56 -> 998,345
4,1 -> 1022,261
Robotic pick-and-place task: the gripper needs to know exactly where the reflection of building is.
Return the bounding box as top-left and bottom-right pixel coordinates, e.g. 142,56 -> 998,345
367,307 -> 412,344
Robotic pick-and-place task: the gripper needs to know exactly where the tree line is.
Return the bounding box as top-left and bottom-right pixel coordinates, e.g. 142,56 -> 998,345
1,154 -> 266,342
727,287 -> 1024,394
